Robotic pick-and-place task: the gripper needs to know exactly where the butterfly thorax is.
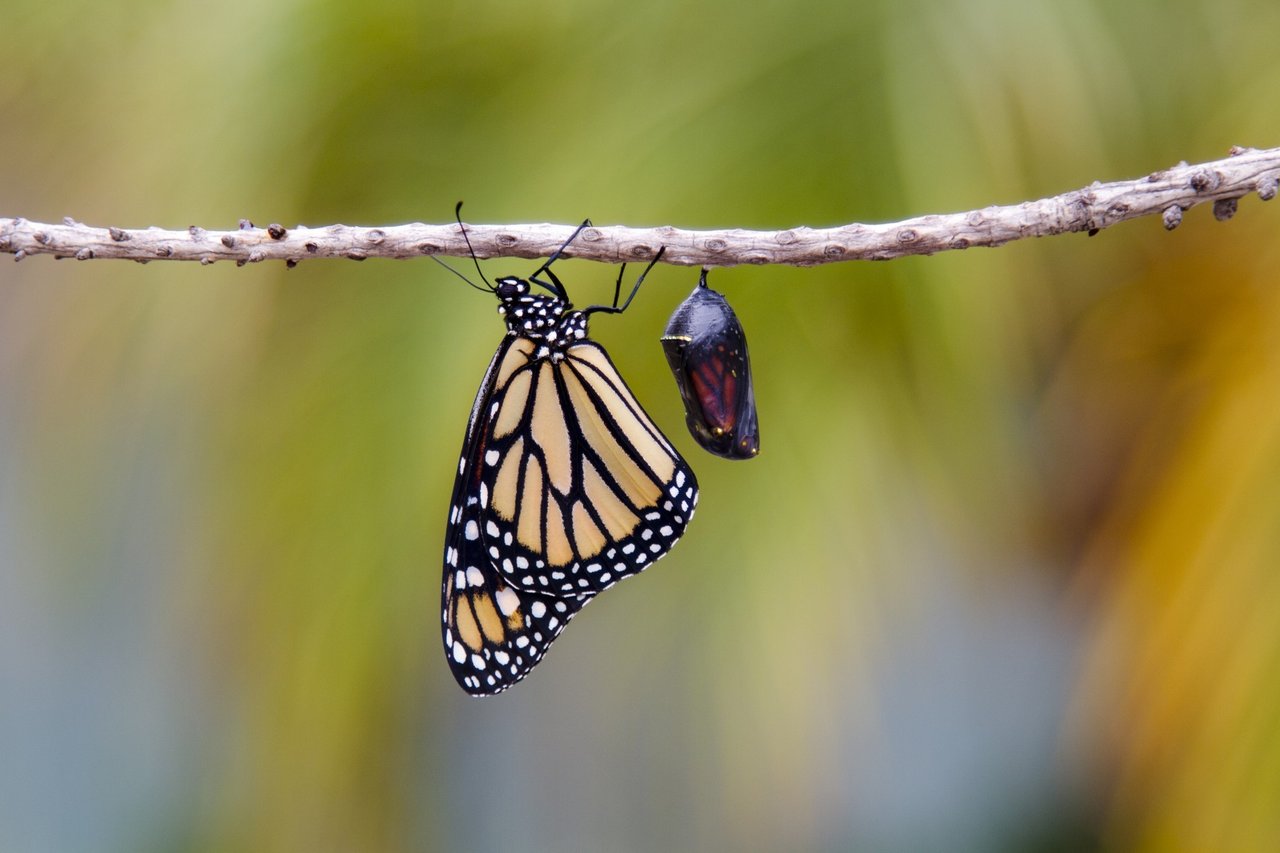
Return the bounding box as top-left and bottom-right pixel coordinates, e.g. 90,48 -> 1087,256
495,276 -> 589,358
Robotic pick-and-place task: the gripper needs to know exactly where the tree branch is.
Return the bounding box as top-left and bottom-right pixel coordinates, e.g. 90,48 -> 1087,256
3,146 -> 1277,269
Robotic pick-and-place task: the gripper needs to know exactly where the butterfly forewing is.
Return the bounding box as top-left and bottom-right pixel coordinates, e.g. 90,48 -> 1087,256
478,340 -> 697,597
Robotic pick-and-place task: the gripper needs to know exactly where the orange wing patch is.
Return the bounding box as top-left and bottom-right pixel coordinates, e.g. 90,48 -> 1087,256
476,341 -> 698,599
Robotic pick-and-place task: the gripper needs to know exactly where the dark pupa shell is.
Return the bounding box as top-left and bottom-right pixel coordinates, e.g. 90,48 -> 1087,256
661,269 -> 760,460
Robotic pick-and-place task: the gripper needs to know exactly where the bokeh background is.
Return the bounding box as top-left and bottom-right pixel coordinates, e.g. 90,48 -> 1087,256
4,1 -> 1280,850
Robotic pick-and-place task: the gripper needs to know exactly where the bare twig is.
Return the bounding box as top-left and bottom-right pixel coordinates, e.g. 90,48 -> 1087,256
3,146 -> 1277,268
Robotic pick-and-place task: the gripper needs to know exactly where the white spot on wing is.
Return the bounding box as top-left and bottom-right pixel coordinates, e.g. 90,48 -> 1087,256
495,585 -> 520,616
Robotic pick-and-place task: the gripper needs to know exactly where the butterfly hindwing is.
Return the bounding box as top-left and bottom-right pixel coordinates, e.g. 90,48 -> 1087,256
442,521 -> 589,694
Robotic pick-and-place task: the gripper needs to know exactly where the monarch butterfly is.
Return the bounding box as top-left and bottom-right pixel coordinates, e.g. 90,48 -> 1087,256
661,269 -> 760,459
440,215 -> 699,695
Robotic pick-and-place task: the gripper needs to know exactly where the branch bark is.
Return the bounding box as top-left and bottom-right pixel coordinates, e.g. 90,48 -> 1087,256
3,146 -> 1277,268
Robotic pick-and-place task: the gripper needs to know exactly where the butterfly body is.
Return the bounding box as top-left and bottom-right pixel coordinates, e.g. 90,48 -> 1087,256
442,246 -> 698,695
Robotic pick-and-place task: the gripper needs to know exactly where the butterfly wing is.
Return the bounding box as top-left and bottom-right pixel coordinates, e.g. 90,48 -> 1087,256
442,335 -> 591,695
444,332 -> 698,695
479,340 -> 698,597
442,546 -> 589,695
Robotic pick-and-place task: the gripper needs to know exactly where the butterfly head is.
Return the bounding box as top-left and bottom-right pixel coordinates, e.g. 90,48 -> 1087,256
495,275 -> 587,345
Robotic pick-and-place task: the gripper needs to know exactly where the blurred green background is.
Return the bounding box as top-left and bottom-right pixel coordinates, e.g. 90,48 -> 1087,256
4,1 -> 1280,850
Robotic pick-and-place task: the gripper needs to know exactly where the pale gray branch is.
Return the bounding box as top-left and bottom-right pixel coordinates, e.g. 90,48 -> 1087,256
3,146 -> 1278,268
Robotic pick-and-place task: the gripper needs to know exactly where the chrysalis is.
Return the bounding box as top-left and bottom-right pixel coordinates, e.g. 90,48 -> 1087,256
661,269 -> 760,460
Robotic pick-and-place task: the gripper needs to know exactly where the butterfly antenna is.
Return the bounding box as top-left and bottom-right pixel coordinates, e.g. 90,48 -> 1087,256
430,254 -> 491,293
527,219 -> 594,299
451,201 -> 493,292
